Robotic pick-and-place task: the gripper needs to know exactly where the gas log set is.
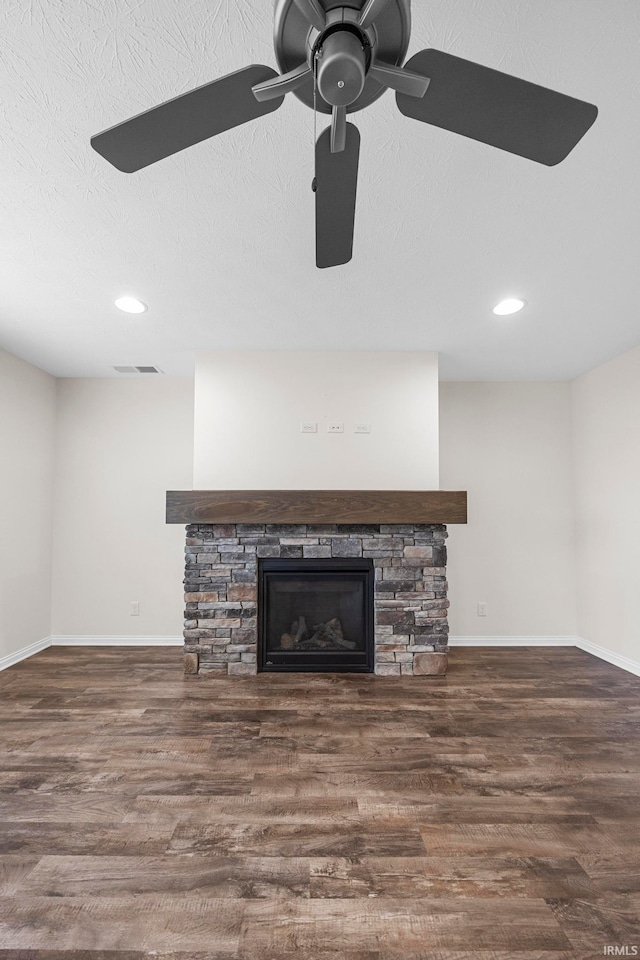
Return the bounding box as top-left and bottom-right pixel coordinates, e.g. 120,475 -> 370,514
278,616 -> 357,651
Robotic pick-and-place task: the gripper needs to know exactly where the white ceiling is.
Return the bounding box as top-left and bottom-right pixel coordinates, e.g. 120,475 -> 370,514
0,0 -> 638,380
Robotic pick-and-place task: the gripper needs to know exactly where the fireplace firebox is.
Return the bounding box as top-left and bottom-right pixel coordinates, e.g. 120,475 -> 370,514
258,559 -> 374,673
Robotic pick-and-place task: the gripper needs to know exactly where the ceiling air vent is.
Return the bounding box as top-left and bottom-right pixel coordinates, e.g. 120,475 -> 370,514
113,365 -> 162,374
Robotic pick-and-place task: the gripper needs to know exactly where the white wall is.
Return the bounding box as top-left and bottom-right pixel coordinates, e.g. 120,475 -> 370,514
0,348 -> 56,661
439,381 -> 577,638
572,346 -> 640,664
51,378 -> 194,638
194,351 -> 439,490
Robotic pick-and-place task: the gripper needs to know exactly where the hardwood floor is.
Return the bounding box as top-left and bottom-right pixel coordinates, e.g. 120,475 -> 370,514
0,645 -> 638,957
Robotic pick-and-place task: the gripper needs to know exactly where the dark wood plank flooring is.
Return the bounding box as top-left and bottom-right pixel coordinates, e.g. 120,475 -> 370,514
0,645 -> 638,957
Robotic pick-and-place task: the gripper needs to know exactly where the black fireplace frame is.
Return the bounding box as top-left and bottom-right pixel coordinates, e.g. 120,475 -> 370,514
258,558 -> 375,673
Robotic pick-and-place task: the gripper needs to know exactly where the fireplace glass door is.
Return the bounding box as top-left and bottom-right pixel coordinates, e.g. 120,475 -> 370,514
258,559 -> 374,672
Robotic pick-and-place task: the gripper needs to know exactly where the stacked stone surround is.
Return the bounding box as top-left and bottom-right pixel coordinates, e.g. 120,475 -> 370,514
183,523 -> 449,677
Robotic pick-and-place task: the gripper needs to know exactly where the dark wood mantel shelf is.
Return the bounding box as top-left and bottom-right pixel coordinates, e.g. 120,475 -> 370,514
166,490 -> 467,525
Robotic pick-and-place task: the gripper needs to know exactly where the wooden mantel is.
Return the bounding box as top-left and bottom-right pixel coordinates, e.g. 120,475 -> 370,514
166,490 -> 467,525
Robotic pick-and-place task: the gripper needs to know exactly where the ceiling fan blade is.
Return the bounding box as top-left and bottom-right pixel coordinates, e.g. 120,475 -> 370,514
91,65 -> 284,173
396,49 -> 597,166
315,122 -> 360,269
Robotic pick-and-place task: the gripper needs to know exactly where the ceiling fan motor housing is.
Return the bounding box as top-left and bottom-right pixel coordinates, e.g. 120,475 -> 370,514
317,29 -> 367,106
274,0 -> 412,114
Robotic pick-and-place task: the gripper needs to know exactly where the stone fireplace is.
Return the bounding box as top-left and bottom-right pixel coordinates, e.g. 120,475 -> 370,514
168,490 -> 466,678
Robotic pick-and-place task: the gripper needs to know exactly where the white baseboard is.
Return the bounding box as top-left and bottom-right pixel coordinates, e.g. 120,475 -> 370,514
50,636 -> 182,647
0,636 -> 51,672
0,635 -> 183,671
576,637 -> 640,678
449,636 -> 579,647
450,635 -> 640,678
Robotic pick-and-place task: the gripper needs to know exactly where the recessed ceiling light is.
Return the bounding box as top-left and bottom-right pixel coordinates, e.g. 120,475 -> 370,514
114,296 -> 147,314
493,298 -> 525,316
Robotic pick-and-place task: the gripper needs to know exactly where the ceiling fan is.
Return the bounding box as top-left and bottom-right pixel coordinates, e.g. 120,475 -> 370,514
91,0 -> 597,269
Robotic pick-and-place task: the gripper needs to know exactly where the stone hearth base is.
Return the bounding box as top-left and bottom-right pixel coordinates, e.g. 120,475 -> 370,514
183,523 -> 449,676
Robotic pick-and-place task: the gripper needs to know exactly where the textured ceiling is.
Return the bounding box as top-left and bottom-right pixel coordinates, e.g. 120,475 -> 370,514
0,0 -> 638,379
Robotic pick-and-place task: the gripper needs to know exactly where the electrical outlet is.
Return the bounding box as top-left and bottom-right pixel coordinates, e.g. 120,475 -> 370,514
130,601 -> 140,616
354,423 -> 371,434
327,422 -> 344,433
300,422 -> 317,433
477,602 -> 487,617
